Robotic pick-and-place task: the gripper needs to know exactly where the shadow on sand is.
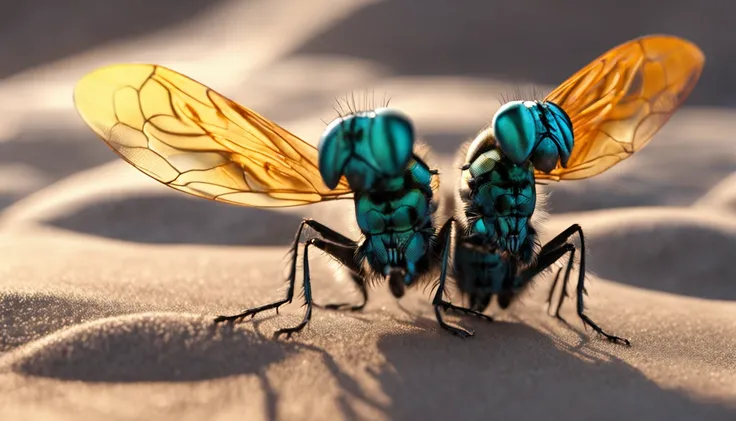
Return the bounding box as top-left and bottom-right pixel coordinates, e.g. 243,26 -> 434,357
45,194 -> 304,246
585,218 -> 736,301
367,316 -> 735,420
8,313 -> 383,421
0,291 -> 141,352
4,294 -> 735,420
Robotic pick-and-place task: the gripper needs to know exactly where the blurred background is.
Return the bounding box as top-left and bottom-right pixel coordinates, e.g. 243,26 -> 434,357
1,3 -> 735,419
0,0 -> 733,245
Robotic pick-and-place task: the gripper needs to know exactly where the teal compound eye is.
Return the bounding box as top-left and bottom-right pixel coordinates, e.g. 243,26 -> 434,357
318,107 -> 415,191
491,100 -> 574,172
531,101 -> 574,173
492,100 -> 538,165
318,114 -> 356,189
370,107 -> 414,177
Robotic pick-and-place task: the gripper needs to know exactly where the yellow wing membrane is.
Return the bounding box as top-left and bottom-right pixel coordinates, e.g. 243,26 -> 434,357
73,64 -> 353,207
536,35 -> 704,181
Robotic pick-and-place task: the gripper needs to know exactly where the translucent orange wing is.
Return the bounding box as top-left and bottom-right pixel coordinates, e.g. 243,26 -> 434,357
73,64 -> 353,207
536,35 -> 704,181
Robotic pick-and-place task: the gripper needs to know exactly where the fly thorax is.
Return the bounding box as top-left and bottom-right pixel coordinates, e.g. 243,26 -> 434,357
356,185 -> 432,283
355,188 -> 427,234
461,147 -> 536,254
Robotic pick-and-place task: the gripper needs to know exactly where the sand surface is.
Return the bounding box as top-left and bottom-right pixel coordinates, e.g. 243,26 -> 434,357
0,1 -> 735,420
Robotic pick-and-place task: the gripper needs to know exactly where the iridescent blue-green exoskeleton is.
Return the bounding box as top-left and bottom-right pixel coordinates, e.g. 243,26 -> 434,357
447,35 -> 705,344
451,100 -> 614,338
215,107 -> 472,337
73,36 -> 702,341
73,62 -> 474,338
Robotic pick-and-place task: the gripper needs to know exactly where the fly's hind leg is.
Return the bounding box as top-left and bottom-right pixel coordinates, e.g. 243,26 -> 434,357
545,248 -> 575,320
520,224 -> 630,346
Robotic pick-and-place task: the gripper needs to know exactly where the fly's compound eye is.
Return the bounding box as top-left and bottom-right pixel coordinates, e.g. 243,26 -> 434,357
530,101 -> 574,173
318,115 -> 357,189
492,100 -> 537,166
318,108 -> 415,191
492,100 -> 574,173
370,108 -> 415,178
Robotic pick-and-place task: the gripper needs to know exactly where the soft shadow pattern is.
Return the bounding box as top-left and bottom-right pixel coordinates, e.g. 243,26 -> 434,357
296,0 -> 734,107
0,129 -> 119,211
11,314 -> 291,421
542,138 -> 736,213
46,194 -> 303,246
0,291 -> 139,352
0,130 -> 116,181
0,0 -> 227,79
12,314 -> 298,382
585,220 -> 736,300
544,164 -> 736,213
0,195 -> 20,212
371,321 -> 736,420
11,314 -> 382,420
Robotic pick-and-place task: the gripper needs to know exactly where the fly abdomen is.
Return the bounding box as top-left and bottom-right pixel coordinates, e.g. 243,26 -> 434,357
355,179 -> 434,285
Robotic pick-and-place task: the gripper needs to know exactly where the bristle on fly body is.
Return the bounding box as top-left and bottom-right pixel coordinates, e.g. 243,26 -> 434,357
498,84 -> 546,105
328,90 -> 393,123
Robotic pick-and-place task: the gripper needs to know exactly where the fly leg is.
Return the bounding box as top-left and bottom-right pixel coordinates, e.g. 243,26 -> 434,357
432,218 -> 475,338
214,218 -> 361,323
439,300 -> 495,322
537,224 -> 584,318
273,237 -> 357,338
528,243 -> 575,321
214,218 -> 311,324
544,248 -> 575,320
437,240 -> 494,322
520,224 -> 630,346
301,222 -> 367,312
314,272 -> 368,312
551,248 -> 575,320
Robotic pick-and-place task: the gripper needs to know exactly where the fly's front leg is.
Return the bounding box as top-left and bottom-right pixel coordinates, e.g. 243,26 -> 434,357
431,218 -> 475,338
302,222 -> 367,312
273,236 -> 359,338
534,223 -> 584,314
272,237 -> 316,338
269,236 -> 358,338
570,225 -> 630,346
521,224 -> 630,346
273,237 -> 357,338
214,218 -> 313,324
214,218 -> 360,324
